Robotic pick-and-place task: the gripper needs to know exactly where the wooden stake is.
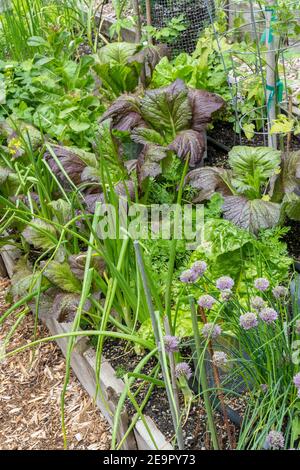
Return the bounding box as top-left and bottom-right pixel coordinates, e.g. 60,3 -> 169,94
132,0 -> 142,43
145,0 -> 153,44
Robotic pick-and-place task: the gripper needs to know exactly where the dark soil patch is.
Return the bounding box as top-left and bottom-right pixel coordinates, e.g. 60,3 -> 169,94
207,121 -> 300,167
284,219 -> 300,262
103,336 -> 246,449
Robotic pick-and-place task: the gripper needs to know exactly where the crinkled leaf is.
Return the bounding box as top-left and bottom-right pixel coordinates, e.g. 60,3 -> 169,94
10,258 -> 47,300
188,88 -> 225,132
99,94 -> 142,131
5,120 -> 42,158
94,42 -> 142,95
43,261 -> 82,293
48,199 -> 72,225
283,192 -> 300,221
131,127 -> 165,146
68,252 -> 106,281
228,146 -> 281,181
52,292 -> 92,322
140,79 -> 191,134
22,219 -> 57,249
97,42 -> 139,65
94,63 -> 141,95
137,145 -> 167,181
222,196 -> 281,233
184,167 -> 232,201
44,145 -> 97,185
81,166 -> 100,182
84,193 -> 105,213
278,151 -> 300,195
168,129 -> 206,167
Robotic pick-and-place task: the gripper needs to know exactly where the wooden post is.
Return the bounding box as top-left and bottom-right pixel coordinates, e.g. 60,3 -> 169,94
132,0 -> 142,43
265,0 -> 277,148
145,0 -> 153,44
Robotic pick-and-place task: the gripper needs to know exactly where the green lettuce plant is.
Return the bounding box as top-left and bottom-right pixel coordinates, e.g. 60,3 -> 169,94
93,41 -> 168,98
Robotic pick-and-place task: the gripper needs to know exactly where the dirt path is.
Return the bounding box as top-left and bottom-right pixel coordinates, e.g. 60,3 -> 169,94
0,278 -> 111,450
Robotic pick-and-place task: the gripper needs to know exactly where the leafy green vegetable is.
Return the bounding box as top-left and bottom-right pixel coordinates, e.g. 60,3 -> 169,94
185,146 -> 300,233
101,79 -> 225,196
43,261 -> 82,293
93,42 -> 168,97
22,219 -> 57,250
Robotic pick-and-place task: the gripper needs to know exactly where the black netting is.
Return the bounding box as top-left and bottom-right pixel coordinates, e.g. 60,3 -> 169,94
141,0 -> 216,55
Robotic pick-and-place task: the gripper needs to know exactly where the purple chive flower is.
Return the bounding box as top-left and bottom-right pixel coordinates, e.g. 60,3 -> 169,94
272,285 -> 288,299
212,351 -> 228,367
254,277 -> 270,291
175,362 -> 192,380
191,260 -> 207,277
220,289 -> 232,302
179,269 -> 198,284
259,307 -> 278,324
296,320 -> 300,335
293,372 -> 300,389
265,430 -> 285,450
202,323 -> 222,339
216,276 -> 234,291
250,296 -> 266,312
197,294 -> 216,310
260,384 -> 269,393
162,335 -> 180,354
239,312 -> 258,330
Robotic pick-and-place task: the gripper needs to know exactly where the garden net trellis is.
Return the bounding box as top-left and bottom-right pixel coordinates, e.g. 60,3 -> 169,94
141,0 -> 216,54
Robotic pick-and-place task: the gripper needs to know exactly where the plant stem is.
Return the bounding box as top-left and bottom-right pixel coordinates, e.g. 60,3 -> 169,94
199,305 -> 236,449
134,240 -> 185,449
189,296 -> 219,450
165,156 -> 190,331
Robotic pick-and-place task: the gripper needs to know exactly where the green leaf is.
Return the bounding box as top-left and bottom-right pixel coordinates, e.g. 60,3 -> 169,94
140,79 -> 191,135
97,42 -> 139,65
270,114 -> 295,135
229,146 -> 281,180
43,261 -> 82,293
22,219 -> 57,250
69,120 -> 90,132
242,123 -> 255,140
94,63 -> 140,95
27,36 -> 48,47
137,145 -> 167,181
131,127 -> 165,146
10,258 -> 47,300
48,199 -> 72,225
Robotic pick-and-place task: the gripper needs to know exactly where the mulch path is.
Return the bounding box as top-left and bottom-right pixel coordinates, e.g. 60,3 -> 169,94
0,278 -> 111,450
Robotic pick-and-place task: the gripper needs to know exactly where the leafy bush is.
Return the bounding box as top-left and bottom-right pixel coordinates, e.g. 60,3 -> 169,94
185,146 -> 300,233
100,79 -> 225,194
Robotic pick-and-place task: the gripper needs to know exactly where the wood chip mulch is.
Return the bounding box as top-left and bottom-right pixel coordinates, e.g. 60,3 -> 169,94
0,278 -> 111,450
